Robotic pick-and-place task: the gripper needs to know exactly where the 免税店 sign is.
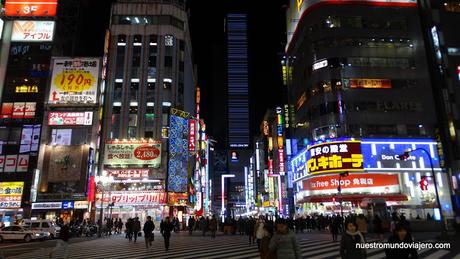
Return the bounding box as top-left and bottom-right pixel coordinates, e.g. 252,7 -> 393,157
307,141 -> 364,175
48,111 -> 93,126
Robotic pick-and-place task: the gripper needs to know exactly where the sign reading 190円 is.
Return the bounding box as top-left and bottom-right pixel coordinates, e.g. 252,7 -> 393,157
48,58 -> 100,104
307,141 -> 364,175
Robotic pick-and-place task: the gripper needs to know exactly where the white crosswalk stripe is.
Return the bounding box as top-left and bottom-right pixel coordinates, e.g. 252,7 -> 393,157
5,232 -> 453,259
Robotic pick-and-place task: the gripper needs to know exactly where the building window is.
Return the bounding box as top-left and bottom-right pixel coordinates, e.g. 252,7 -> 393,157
117,35 -> 126,46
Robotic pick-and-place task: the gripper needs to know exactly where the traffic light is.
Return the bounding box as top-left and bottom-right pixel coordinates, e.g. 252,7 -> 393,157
420,176 -> 428,191
399,151 -> 411,161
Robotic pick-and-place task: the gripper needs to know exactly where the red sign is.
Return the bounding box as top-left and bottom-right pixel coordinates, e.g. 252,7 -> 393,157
168,192 -> 188,206
87,176 -> 95,202
97,191 -> 166,205
302,173 -> 400,194
134,145 -> 160,161
188,119 -> 196,151
1,102 -> 36,119
307,141 -> 364,175
48,111 -> 93,126
5,0 -> 58,17
107,169 -> 149,179
268,159 -> 274,176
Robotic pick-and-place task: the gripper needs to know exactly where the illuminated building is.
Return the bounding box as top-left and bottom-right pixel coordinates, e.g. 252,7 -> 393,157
285,0 -> 453,219
98,0 -> 195,223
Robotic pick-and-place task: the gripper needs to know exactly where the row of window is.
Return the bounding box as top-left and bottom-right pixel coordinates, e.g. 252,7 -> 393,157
295,79 -> 418,110
312,37 -> 414,50
112,15 -> 184,29
312,57 -> 415,72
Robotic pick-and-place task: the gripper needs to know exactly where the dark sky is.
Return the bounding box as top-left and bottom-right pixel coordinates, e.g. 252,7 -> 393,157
79,0 -> 287,145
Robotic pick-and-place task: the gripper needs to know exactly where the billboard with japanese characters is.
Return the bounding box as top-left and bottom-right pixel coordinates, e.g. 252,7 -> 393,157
96,191 -> 166,206
104,140 -> 161,167
5,0 -> 58,17
11,20 -> 55,42
0,182 -> 24,209
48,57 -> 100,104
307,141 -> 364,175
0,155 -> 29,173
48,111 -> 93,126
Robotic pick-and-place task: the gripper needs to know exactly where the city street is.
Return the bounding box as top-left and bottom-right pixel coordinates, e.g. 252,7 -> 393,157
1,231 -> 457,259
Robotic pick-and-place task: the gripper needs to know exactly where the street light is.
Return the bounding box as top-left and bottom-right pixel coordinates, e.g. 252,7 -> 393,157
398,148 -> 447,235
95,174 -> 114,237
337,172 -> 349,219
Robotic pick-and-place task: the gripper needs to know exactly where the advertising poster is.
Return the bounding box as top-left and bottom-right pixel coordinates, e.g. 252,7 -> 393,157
44,145 -> 86,182
5,0 -> 58,17
11,20 -> 55,42
104,140 -> 161,167
48,58 -> 100,104
0,182 -> 24,208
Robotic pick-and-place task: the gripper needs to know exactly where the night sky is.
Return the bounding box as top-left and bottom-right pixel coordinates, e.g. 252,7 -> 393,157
79,0 -> 286,145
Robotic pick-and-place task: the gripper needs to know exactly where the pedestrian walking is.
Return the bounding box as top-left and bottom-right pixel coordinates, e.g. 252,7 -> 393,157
246,217 -> 256,245
373,215 -> 384,240
126,218 -> 133,242
49,223 -> 70,259
340,219 -> 366,259
160,217 -> 174,252
209,215 -> 218,239
330,216 -> 340,242
255,216 -> 265,250
269,218 -> 301,259
188,216 -> 195,235
143,216 -> 155,249
356,214 -> 368,238
133,217 -> 141,243
260,225 -> 276,259
385,223 -> 418,258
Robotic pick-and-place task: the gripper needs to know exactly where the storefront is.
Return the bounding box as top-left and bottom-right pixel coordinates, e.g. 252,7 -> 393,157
31,201 -> 90,222
0,182 -> 25,227
292,139 -> 454,220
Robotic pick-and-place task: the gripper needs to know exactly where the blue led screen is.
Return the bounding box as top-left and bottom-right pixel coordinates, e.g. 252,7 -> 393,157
167,115 -> 189,192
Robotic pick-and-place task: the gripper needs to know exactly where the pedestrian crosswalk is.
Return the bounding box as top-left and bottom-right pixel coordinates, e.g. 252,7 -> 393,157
5,232 -> 454,259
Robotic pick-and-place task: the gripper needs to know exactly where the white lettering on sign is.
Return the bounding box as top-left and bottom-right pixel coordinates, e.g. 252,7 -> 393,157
312,59 -> 328,71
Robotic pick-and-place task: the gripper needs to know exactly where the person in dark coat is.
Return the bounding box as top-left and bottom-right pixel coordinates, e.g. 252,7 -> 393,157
126,218 -> 133,242
340,220 -> 366,259
143,216 -> 155,249
188,216 -> 195,235
385,223 -> 418,258
373,215 -> 384,240
260,225 -> 276,259
209,215 -> 218,239
245,217 -> 256,245
330,216 -> 340,242
49,223 -> 70,258
160,217 -> 174,252
133,217 -> 141,243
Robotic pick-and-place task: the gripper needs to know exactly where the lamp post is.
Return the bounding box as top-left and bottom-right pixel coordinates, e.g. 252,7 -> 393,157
399,148 -> 447,234
337,172 -> 349,220
95,174 -> 114,237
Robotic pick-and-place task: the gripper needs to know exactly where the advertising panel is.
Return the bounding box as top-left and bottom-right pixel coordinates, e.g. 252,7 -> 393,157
286,0 -> 416,51
104,140 -> 161,167
45,145 -> 86,182
307,141 -> 364,175
188,119 -> 196,152
12,20 -> 55,42
106,169 -> 149,179
31,202 -> 61,210
0,182 -> 24,209
278,148 -> 285,175
168,114 -> 189,192
0,155 -> 29,173
5,0 -> 58,17
48,58 -> 100,104
168,192 -> 188,206
1,102 -> 36,119
348,79 -> 392,89
96,191 -> 166,206
301,173 -> 400,196
48,112 -> 93,126
20,125 -> 40,153
74,201 -> 89,209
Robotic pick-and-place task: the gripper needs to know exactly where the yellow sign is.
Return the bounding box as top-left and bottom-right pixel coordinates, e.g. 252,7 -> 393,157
307,141 -> 364,175
0,182 -> 24,196
53,71 -> 96,92
15,85 -> 38,93
297,0 -> 304,12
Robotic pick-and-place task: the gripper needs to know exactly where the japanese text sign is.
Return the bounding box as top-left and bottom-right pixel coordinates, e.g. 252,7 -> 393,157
48,111 -> 93,126
0,182 -> 24,208
307,141 -> 364,175
48,58 -> 100,104
5,0 -> 57,17
188,119 -> 196,152
12,20 -> 54,42
104,141 -> 161,167
107,169 -> 149,179
97,191 -> 166,206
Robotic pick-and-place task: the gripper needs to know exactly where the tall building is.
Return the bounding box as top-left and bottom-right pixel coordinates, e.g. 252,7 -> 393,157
418,1 -> 460,216
286,0 -> 453,219
98,0 -> 195,222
